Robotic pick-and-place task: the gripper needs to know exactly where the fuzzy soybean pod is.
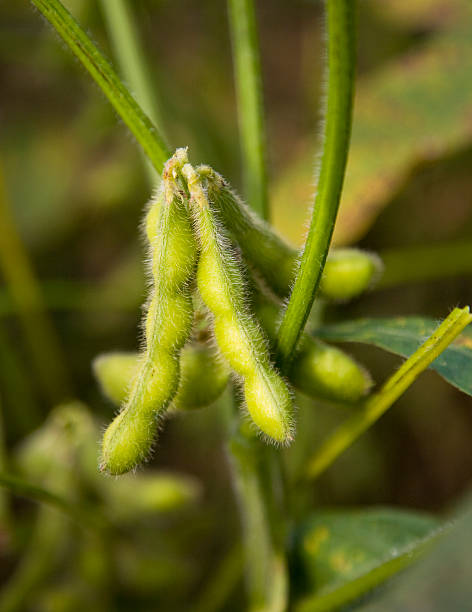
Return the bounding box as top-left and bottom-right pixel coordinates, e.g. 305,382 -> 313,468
320,248 -> 383,301
253,292 -> 372,404
93,344 -> 230,410
183,163 -> 294,444
199,165 -> 296,298
199,167 -> 382,301
101,165 -> 197,475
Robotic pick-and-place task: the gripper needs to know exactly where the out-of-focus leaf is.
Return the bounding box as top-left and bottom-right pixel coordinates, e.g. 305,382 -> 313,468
356,493 -> 472,611
294,508 -> 440,612
272,0 -> 472,245
316,317 -> 472,397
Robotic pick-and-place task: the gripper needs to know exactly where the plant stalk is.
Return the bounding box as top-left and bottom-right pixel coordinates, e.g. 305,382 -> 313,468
276,0 -> 355,370
99,0 -> 166,185
228,0 -> 269,219
30,0 -> 170,174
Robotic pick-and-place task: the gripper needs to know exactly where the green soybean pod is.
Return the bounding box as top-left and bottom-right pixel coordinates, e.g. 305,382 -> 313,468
93,352 -> 138,406
199,165 -> 297,298
253,292 -> 372,404
200,167 -> 382,301
320,248 -> 383,301
183,162 -> 294,444
101,154 -> 197,475
93,344 -> 230,410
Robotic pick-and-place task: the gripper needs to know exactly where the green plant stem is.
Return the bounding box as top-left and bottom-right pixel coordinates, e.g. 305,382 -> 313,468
0,472 -> 104,529
228,430 -> 288,612
0,503 -> 69,612
194,543 -> 244,612
0,166 -> 70,404
276,0 -> 355,370
378,240 -> 472,289
305,306 -> 472,481
228,0 -> 268,219
30,0 -> 170,174
99,0 -> 165,185
0,398 -> 10,531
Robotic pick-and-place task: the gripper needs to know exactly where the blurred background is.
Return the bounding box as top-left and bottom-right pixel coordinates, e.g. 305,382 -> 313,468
1,0 -> 472,610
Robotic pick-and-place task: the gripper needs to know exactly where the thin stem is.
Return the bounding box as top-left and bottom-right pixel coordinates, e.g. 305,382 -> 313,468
194,543 -> 243,612
378,240 -> 472,289
0,398 -> 10,530
0,323 -> 40,433
0,165 -> 71,403
305,306 -> 472,481
0,471 -> 104,529
276,0 -> 355,370
99,0 -> 165,185
228,430 -> 288,612
228,0 -> 269,219
30,0 -> 170,174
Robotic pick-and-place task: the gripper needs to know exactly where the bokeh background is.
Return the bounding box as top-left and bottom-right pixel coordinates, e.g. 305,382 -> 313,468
1,0 -> 472,610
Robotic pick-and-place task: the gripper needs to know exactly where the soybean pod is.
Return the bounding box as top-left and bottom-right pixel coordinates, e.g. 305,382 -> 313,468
93,343 -> 230,410
199,167 -> 382,301
100,154 -> 197,475
253,291 -> 372,404
183,162 -> 294,444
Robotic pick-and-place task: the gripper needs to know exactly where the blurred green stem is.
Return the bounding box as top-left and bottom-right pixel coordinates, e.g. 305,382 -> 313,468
194,543 -> 243,612
0,471 -> 104,529
0,503 -> 69,612
228,0 -> 268,219
229,430 -> 288,612
99,0 -> 165,185
0,166 -> 70,403
378,240 -> 472,289
30,0 -> 170,174
305,306 -> 472,480
276,0 -> 355,370
0,398 -> 10,531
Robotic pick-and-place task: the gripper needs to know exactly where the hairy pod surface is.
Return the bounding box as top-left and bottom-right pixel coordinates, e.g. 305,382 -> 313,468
253,292 -> 372,404
320,249 -> 383,301
93,345 -> 230,410
200,167 -> 382,301
101,154 -> 197,475
184,163 -> 294,443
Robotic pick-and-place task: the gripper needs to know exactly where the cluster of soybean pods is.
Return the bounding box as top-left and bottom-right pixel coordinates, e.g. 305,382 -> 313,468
96,149 -> 381,475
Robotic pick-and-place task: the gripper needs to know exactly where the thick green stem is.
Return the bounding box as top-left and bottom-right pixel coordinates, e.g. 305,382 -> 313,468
276,0 -> 355,370
305,306 -> 472,480
228,0 -> 268,219
99,0 -> 165,185
30,0 -> 170,174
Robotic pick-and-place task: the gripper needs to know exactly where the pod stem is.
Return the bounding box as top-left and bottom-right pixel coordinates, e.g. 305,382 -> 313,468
99,0 -> 165,186
305,306 -> 472,481
276,0 -> 355,371
30,0 -> 170,174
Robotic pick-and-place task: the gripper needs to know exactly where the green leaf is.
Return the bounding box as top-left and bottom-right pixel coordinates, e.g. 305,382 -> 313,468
316,317 -> 472,397
354,493 -> 472,611
294,508 -> 440,612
